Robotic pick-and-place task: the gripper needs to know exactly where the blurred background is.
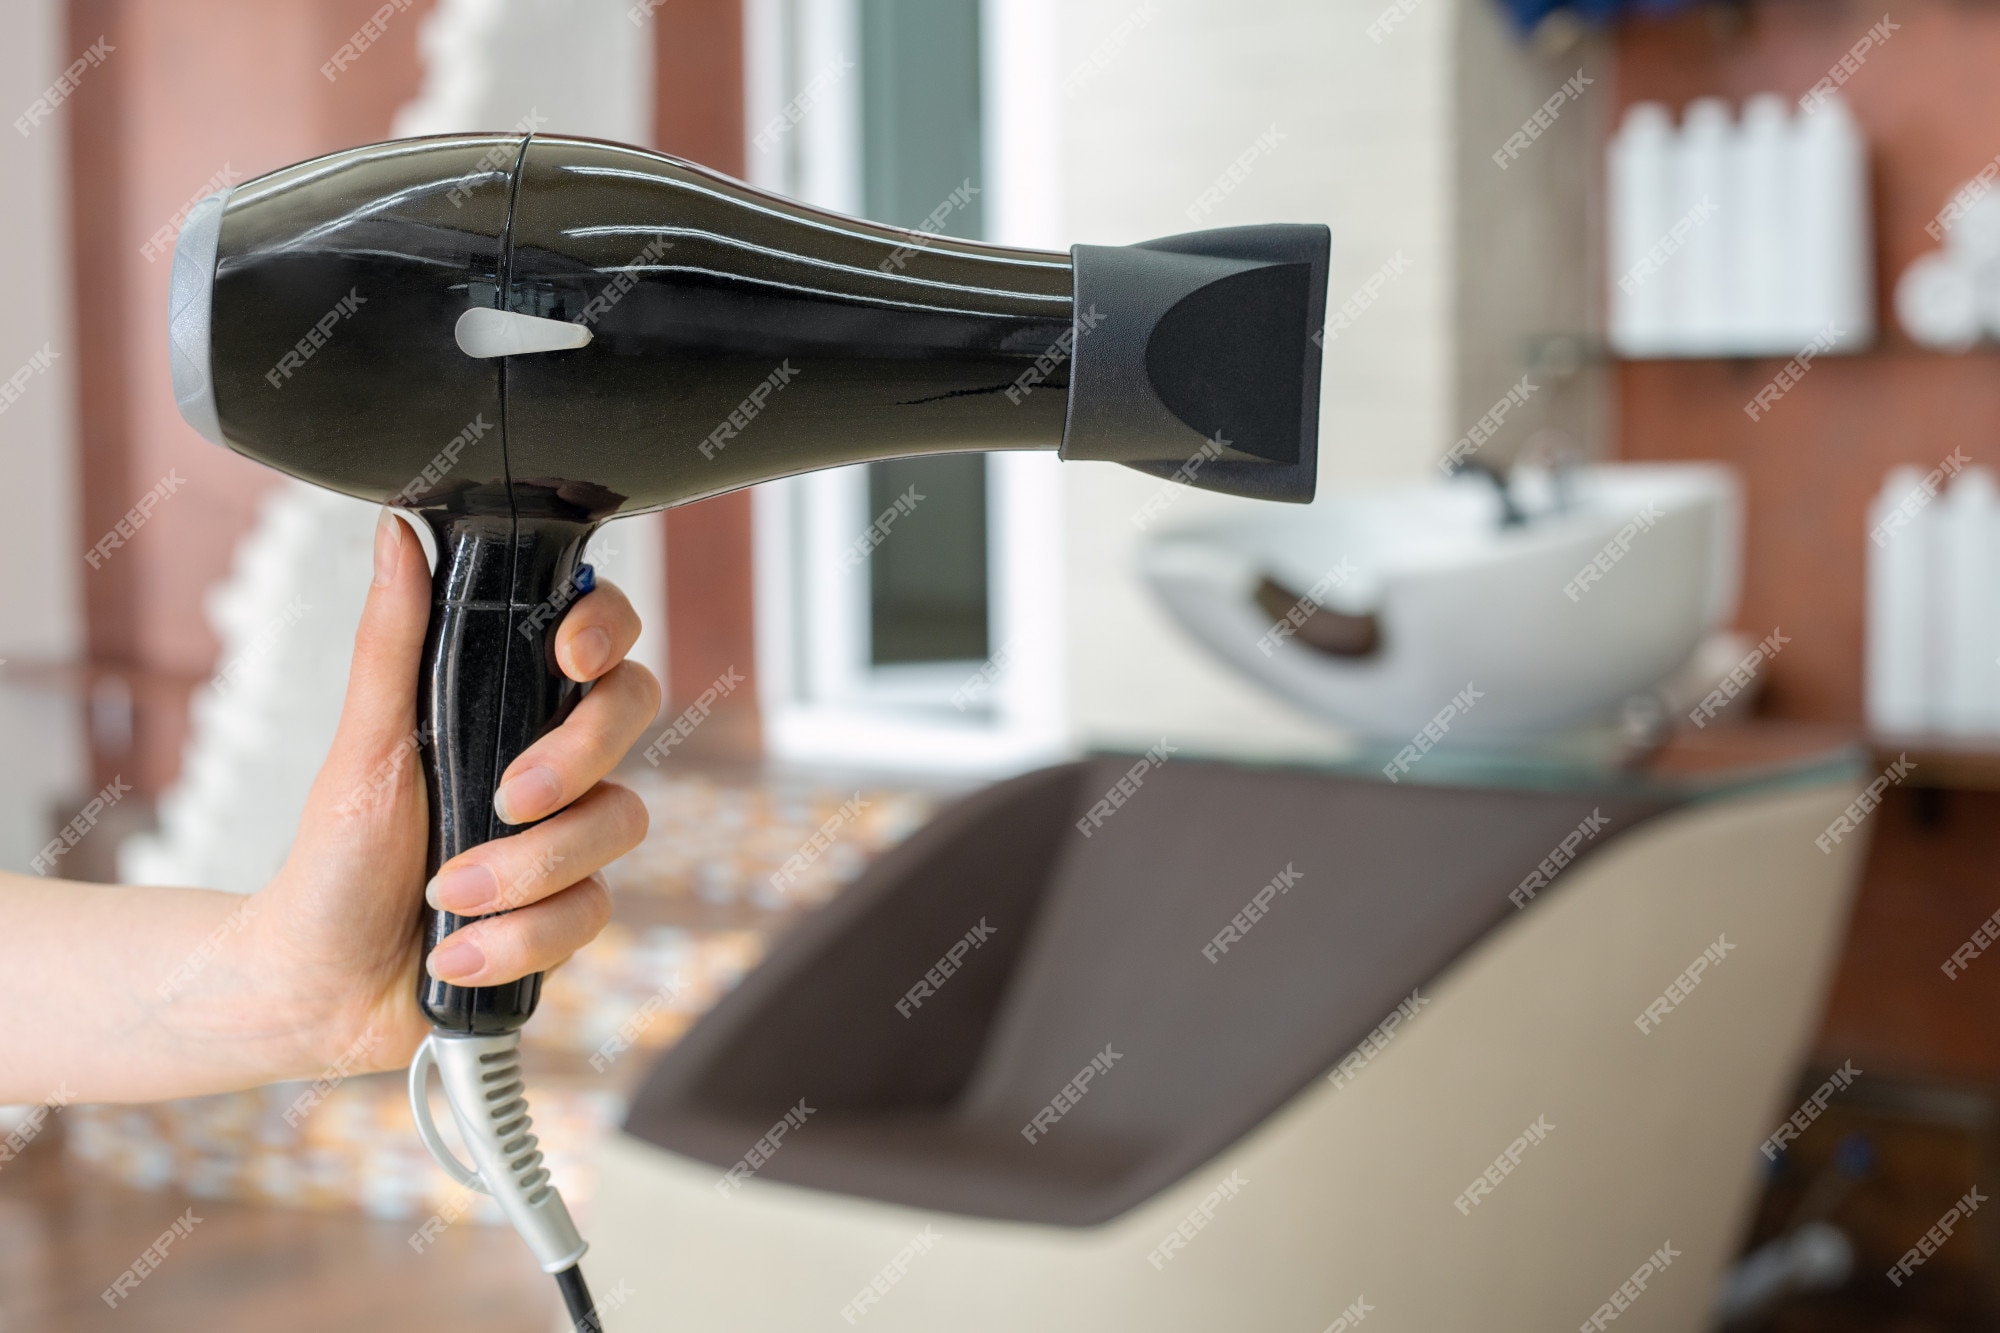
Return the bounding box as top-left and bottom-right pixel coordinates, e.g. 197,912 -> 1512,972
4,0 -> 2000,1329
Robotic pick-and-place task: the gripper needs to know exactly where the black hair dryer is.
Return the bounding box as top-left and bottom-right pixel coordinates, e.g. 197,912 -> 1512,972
167,132 -> 1327,1329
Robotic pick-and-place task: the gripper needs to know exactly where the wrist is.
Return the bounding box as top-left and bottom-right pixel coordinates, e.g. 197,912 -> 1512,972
227,875 -> 426,1083
158,885 -> 326,1087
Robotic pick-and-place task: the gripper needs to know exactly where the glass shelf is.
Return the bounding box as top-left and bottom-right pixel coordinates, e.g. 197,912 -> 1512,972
1144,720 -> 1867,804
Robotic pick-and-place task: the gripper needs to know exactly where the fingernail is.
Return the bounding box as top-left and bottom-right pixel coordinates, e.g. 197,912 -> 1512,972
428,936 -> 484,982
426,864 -> 499,915
373,510 -> 401,587
568,625 -> 612,679
493,767 -> 560,826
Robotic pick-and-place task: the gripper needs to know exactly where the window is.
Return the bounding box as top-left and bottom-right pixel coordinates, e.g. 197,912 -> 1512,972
746,0 -> 1066,773
868,454 -> 990,668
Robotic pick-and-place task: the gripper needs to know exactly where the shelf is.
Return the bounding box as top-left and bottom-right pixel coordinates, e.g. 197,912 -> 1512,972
1869,733 -> 2000,792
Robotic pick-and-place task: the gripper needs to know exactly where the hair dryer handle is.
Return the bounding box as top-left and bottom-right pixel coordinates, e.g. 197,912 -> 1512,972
415,511 -> 599,1034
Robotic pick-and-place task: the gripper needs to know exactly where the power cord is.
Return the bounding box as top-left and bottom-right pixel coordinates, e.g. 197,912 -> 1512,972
555,1264 -> 599,1331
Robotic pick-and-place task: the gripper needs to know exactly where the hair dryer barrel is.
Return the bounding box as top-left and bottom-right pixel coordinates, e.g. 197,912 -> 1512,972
171,134 -> 1076,522
169,135 -> 1327,520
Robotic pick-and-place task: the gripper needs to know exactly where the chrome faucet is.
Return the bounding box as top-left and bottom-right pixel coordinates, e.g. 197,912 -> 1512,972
1458,457 -> 1528,528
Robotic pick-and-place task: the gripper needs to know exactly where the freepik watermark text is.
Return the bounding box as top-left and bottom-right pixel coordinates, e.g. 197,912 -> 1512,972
897,919 -> 998,1017
1075,740 -> 1177,837
1871,451 -> 1971,546
1327,990 -> 1428,1090
1635,935 -> 1735,1034
642,667 -> 747,764
0,342 -> 60,419
879,181 -> 980,272
32,776 -> 132,875
1888,1188 -> 1985,1287
1511,808 -> 1611,908
1759,1061 -> 1861,1160
1256,563 -> 1360,656
1453,1115 -> 1555,1215
769,793 -> 870,895
1438,377 -> 1538,474
1688,628 -> 1790,727
1817,755 -> 1917,853
1743,324 -> 1845,421
1382,685 -> 1482,782
1146,1170 -> 1249,1268
15,37 -> 113,137
1202,864 -> 1304,962
85,470 -> 186,569
1315,251 -> 1411,349
1563,503 -> 1667,602
715,1101 -> 815,1196
1493,69 -> 1592,169
1006,307 -> 1105,404
141,164 -> 244,263
1021,1045 -> 1122,1144
700,361 -> 800,459
1801,15 -> 1899,112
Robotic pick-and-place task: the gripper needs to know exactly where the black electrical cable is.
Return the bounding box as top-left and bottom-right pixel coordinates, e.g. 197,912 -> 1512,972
554,1264 -> 599,1332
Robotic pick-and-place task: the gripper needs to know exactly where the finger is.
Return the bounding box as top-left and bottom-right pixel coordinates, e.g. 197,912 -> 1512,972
555,580 -> 641,683
426,875 -> 613,986
317,512 -> 432,812
493,660 -> 661,826
425,783 -> 647,916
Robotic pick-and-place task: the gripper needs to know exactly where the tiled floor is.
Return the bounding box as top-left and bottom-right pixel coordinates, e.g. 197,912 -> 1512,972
0,1125 -> 555,1333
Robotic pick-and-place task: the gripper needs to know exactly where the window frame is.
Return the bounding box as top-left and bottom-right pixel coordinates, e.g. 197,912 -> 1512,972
743,0 -> 1068,774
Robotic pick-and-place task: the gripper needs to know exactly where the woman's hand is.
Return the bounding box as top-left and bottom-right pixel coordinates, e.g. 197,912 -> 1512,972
247,512 -> 660,1080
0,510 -> 658,1103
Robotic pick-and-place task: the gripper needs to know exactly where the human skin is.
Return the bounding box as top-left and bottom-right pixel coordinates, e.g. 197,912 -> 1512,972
0,511 -> 660,1103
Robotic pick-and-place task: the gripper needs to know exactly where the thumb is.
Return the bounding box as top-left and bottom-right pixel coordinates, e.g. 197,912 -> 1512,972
318,510 -> 433,811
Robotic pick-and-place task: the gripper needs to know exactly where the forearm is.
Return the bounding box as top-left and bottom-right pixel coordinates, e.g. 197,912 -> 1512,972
0,531 -> 651,1107
0,872 -> 310,1103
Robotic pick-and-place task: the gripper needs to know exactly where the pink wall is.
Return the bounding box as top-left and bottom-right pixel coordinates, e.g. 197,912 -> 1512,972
1614,0 -> 2000,1088
651,0 -> 763,760
69,0 -> 432,793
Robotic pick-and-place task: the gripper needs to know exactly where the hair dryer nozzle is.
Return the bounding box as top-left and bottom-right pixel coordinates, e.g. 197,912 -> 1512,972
1063,223 -> 1327,504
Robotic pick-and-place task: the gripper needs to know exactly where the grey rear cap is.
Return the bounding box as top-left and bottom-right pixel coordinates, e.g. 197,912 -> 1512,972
168,190 -> 230,446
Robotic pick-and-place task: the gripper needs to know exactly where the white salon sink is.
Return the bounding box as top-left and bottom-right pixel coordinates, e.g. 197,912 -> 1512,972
1137,463 -> 1742,741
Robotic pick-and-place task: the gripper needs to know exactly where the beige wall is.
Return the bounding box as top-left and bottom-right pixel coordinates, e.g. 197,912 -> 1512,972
1058,0 -> 1599,758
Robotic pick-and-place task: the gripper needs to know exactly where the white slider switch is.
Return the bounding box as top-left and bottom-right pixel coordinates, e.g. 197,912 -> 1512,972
454,307 -> 594,359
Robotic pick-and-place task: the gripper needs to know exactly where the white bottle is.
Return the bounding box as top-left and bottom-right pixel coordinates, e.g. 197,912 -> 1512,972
1942,468 -> 2000,734
1790,93 -> 1874,350
1897,250 -> 1983,352
1952,190 -> 2000,340
1671,98 -> 1733,355
1949,182 -> 2000,260
1732,94 -> 1791,355
1866,467 -> 1931,735
1608,102 -> 1675,358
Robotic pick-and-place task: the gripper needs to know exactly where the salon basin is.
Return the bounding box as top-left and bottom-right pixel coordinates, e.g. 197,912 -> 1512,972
1137,463 -> 1742,741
